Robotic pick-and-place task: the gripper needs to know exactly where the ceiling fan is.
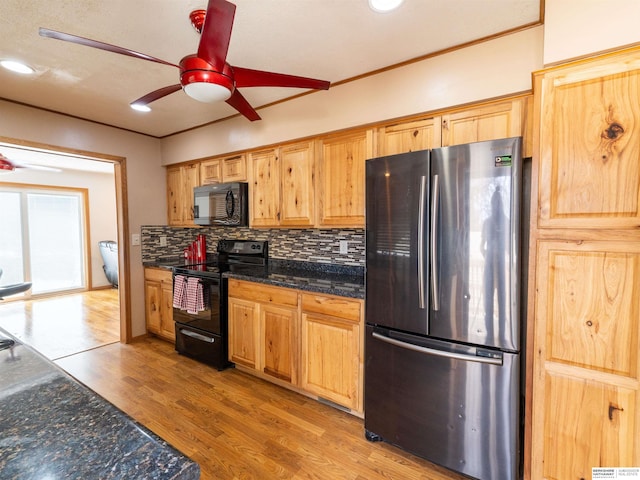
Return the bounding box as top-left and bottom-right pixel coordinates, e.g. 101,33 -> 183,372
0,152 -> 62,173
39,0 -> 331,121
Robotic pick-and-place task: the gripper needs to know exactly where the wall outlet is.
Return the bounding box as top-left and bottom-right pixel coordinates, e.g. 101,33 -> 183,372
339,240 -> 349,254
159,235 -> 167,247
131,233 -> 140,246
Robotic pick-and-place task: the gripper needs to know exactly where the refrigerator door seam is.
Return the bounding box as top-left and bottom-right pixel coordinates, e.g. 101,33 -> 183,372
371,331 -> 503,365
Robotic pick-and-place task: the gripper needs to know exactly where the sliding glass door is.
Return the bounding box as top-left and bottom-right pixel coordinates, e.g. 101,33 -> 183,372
0,187 -> 87,297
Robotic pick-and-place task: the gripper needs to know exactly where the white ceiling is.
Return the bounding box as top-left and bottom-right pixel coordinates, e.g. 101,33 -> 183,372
0,0 -> 541,139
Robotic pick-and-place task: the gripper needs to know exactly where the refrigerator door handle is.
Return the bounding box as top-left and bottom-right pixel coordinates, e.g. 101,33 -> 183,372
430,174 -> 440,311
418,175 -> 427,309
371,332 -> 503,365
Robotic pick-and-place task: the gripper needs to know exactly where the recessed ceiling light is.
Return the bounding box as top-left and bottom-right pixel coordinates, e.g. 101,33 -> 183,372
1,59 -> 35,75
369,0 -> 404,13
130,103 -> 151,113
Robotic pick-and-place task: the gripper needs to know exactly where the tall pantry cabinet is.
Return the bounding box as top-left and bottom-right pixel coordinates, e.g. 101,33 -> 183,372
529,47 -> 640,479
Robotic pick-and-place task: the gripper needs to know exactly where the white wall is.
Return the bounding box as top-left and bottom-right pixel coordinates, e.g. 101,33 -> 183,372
2,167 -> 118,289
161,27 -> 544,164
544,0 -> 640,65
0,99 -> 164,337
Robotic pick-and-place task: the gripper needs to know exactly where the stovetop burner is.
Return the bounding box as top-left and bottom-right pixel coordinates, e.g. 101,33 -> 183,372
174,239 -> 268,278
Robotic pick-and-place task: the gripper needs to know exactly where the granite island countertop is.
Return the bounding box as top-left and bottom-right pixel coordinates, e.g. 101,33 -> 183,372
0,329 -> 200,480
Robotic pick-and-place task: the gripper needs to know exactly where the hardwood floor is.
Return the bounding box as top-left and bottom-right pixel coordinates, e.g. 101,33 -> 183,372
1,289 -> 464,479
0,288 -> 120,360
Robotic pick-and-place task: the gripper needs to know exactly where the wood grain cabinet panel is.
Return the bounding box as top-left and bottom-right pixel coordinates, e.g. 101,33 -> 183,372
144,267 -> 175,342
537,60 -> 640,229
261,304 -> 298,383
377,117 -> 441,156
166,164 -> 199,226
200,154 -> 247,185
441,99 -> 524,147
317,129 -> 373,227
279,141 -> 315,227
248,148 -> 280,227
227,297 -> 259,369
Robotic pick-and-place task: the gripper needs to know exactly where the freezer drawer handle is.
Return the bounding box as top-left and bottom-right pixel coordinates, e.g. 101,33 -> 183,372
180,329 -> 215,343
372,332 -> 503,365
418,175 -> 427,310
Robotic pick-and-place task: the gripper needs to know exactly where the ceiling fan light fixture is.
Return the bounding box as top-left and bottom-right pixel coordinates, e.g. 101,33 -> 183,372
1,59 -> 35,75
368,0 -> 404,13
184,82 -> 232,103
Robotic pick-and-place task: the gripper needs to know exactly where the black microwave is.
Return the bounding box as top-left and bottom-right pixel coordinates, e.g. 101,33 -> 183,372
193,182 -> 248,226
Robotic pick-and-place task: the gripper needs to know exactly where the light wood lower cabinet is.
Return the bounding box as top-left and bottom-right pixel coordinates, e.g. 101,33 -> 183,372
300,293 -> 364,413
228,279 -> 299,384
227,279 -> 364,414
144,267 -> 175,342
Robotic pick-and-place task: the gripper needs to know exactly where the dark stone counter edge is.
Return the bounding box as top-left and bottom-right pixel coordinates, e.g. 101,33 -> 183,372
144,258 -> 365,300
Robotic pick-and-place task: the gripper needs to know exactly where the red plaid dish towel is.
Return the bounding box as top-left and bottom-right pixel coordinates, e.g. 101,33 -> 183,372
185,277 -> 204,314
173,275 -> 187,309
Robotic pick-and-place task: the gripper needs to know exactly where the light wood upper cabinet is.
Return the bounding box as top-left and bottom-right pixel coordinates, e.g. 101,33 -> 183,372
317,129 -> 373,227
536,56 -> 640,229
441,99 -> 524,147
248,141 -> 316,228
377,116 -> 441,156
144,267 -> 175,342
200,154 -> 247,185
248,148 -> 280,227
279,141 -> 315,227
166,164 -> 199,226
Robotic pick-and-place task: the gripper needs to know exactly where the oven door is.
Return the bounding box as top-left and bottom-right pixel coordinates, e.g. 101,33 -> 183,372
173,276 -> 221,335
175,323 -> 230,371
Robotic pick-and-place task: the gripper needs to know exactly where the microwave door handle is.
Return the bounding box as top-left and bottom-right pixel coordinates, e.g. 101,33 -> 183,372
225,190 -> 235,218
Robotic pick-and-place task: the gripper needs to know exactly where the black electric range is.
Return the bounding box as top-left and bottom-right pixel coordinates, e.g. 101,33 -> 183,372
173,239 -> 268,370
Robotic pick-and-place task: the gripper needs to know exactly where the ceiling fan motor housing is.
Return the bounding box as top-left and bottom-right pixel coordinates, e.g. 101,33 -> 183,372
180,55 -> 234,102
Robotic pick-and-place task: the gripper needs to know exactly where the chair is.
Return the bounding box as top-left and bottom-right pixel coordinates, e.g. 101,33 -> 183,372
98,241 -> 119,287
0,268 -> 32,300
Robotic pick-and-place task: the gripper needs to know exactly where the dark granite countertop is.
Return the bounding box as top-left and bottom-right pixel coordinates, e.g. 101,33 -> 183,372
0,329 -> 200,480
224,260 -> 365,299
143,256 -> 365,299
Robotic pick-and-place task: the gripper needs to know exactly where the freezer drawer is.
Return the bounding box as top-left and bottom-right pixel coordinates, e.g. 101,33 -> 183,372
364,325 -> 521,480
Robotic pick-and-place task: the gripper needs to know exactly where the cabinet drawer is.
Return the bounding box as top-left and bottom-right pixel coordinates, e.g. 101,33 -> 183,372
144,267 -> 172,283
301,293 -> 363,322
228,279 -> 298,307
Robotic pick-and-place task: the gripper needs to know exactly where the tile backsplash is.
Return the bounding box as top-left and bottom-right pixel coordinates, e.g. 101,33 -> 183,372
141,226 -> 364,266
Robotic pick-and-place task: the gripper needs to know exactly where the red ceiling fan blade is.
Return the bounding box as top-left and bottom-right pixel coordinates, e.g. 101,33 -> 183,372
233,67 -> 330,90
131,84 -> 183,106
197,0 -> 236,71
39,28 -> 180,69
226,90 -> 261,121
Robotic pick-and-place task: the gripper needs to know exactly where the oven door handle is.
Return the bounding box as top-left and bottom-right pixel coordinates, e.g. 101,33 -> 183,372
180,329 -> 215,343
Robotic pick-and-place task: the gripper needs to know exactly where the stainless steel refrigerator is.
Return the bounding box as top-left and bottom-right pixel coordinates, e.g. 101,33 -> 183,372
364,137 -> 523,480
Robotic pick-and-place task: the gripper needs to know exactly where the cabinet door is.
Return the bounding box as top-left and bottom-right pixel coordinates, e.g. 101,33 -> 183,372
536,56 -> 640,229
441,99 -> 523,147
377,117 -> 441,156
160,280 -> 175,341
318,130 -> 373,227
144,279 -> 162,334
301,293 -> 364,412
166,167 -> 183,225
261,304 -> 298,384
531,240 -> 640,479
221,154 -> 247,182
200,158 -> 222,185
182,164 -> 199,223
227,297 -> 260,369
249,148 -> 280,227
280,141 -> 315,227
